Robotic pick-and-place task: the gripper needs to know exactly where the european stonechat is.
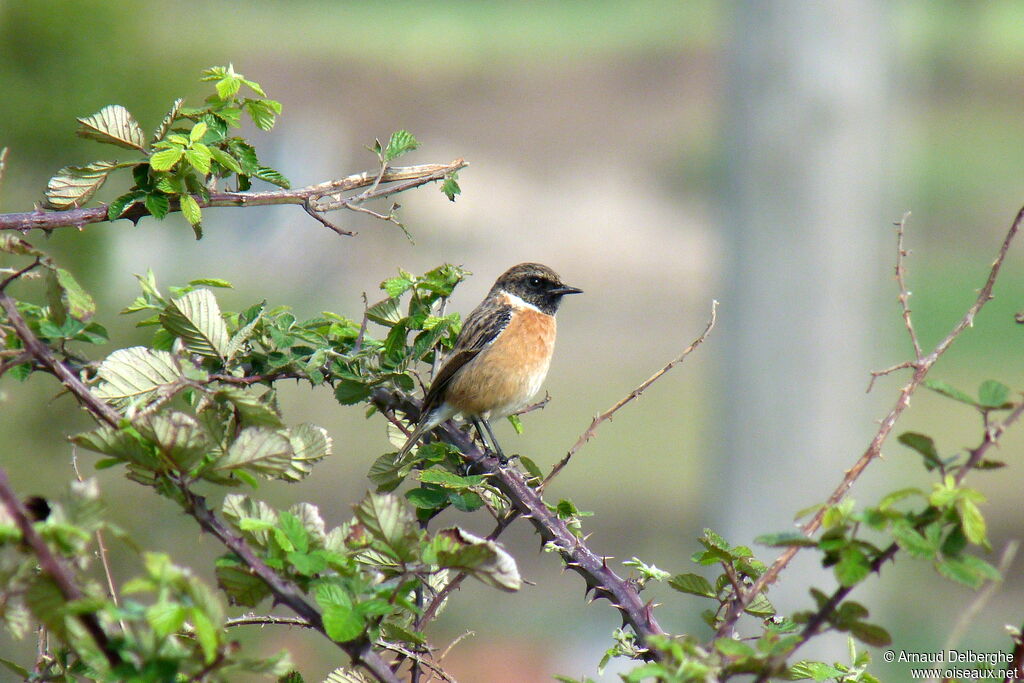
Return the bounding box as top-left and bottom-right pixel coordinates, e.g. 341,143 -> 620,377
398,263 -> 582,462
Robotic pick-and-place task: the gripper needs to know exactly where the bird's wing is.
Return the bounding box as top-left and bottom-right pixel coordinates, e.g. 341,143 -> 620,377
420,299 -> 512,417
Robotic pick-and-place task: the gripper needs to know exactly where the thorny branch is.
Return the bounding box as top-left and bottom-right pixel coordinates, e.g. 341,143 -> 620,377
544,299 -> 718,489
715,205 -> 1024,639
371,388 -> 668,658
0,160 -> 466,234
0,293 -> 402,683
0,468 -> 124,670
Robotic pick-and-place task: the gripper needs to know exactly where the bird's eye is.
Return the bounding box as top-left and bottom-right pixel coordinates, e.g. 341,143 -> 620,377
528,276 -> 543,288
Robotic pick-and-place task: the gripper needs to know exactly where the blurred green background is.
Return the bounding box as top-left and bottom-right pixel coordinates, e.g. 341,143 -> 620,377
3,1 -> 1024,680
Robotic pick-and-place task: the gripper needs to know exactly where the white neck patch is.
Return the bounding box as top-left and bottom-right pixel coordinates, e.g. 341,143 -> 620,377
501,290 -> 543,313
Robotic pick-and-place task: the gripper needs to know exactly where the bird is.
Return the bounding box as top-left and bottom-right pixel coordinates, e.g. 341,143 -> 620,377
398,263 -> 582,463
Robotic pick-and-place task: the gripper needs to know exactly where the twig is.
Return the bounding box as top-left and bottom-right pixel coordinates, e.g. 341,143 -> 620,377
514,392 -> 550,417
371,388 -> 667,658
866,360 -> 914,393
71,449 -> 126,633
0,160 -> 467,234
431,297 -> 448,379
303,198 -> 355,237
223,614 -> 314,629
544,300 -> 718,489
439,630 -> 474,663
378,641 -> 456,683
0,257 -> 42,291
715,207 -> 1023,639
0,468 -> 123,669
894,212 -> 923,360
754,399 -> 1024,680
0,291 -> 121,427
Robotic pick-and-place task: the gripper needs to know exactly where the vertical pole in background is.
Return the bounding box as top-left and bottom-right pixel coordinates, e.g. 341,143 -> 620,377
718,0 -> 891,632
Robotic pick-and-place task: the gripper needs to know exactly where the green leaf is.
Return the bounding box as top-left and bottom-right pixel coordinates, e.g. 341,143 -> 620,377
76,104 -> 147,151
107,190 -> 143,219
214,427 -> 293,477
891,521 -> 936,558
334,379 -> 372,405
668,573 -> 715,598
146,600 -> 186,638
383,130 -> 420,162
936,555 -> 987,589
149,147 -> 184,171
322,603 -> 365,643
185,144 -> 212,175
71,425 -> 160,469
92,346 -> 181,407
877,487 -> 923,510
978,379 -> 1012,408
897,432 -> 942,470
366,297 -> 402,326
715,638 -> 756,658
46,267 -> 96,323
180,193 -> 202,228
253,165 -> 290,188
152,97 -> 184,143
754,531 -> 817,547
190,121 -> 208,142
789,661 -> 846,682
144,192 -> 170,219
441,171 -> 461,202
834,547 -> 871,587
215,557 -> 271,607
406,487 -> 448,509
216,387 -> 284,428
190,277 -> 233,288
957,498 -> 988,547
850,621 -> 892,647
44,161 -> 124,210
283,423 -> 333,481
923,378 -> 978,406
208,145 -> 243,174
354,493 -> 418,562
190,607 -> 219,663
381,275 -> 414,298
136,411 -> 209,471
161,288 -> 230,359
431,527 -> 521,592
418,469 -> 483,489
245,100 -> 279,130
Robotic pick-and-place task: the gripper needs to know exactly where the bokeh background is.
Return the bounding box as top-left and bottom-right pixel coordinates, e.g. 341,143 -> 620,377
3,1 -> 1024,680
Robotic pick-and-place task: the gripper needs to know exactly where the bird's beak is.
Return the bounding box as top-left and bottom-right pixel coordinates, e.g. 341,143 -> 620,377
550,284 -> 583,296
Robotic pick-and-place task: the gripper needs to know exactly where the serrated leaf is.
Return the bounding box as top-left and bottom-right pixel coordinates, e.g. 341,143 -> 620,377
322,603 -> 365,643
381,276 -> 414,298
897,432 -> 942,470
850,621 -> 891,647
77,105 -> 147,151
834,547 -> 871,587
715,638 -> 756,657
957,498 -> 988,546
431,527 -> 521,592
185,144 -> 212,175
92,346 -> 181,407
70,425 -> 161,469
354,493 -> 418,562
283,423 -> 332,481
190,121 -> 208,142
324,667 -> 372,683
107,190 -> 143,220
44,161 -> 123,209
366,296 -> 402,326
441,172 -> 461,202
149,147 -> 183,171
152,97 -> 184,143
891,520 -> 936,558
668,573 -> 715,598
253,165 -> 290,188
923,378 -> 978,406
216,387 -> 284,427
136,411 -> 209,471
214,427 -> 293,477
208,145 -> 243,174
978,379 -> 1011,408
161,288 -> 230,359
146,601 -> 186,638
383,130 -> 419,162
46,267 -> 95,323
754,531 -> 817,547
935,555 -> 986,589
190,278 -> 233,288
216,558 -> 271,607
406,487 -> 449,509
789,661 -> 846,682
180,193 -> 202,228
877,487 -> 923,510
418,469 -> 483,489
144,192 -> 170,219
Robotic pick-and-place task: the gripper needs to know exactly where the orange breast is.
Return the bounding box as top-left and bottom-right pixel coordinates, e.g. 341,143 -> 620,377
445,306 -> 556,419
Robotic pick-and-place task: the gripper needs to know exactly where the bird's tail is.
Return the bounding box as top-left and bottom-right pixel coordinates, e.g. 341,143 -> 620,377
396,420 -> 430,464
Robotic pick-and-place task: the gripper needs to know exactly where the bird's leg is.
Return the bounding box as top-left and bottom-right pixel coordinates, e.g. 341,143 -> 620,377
480,417 -> 509,464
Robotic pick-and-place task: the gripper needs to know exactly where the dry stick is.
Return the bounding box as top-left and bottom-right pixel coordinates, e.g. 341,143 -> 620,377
71,449 -> 126,634
1,295 -> 402,683
716,206 -> 1024,640
224,615 -> 313,629
0,468 -> 123,670
753,400 -> 1024,683
544,299 -> 718,489
371,388 -> 667,657
0,160 -> 466,233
